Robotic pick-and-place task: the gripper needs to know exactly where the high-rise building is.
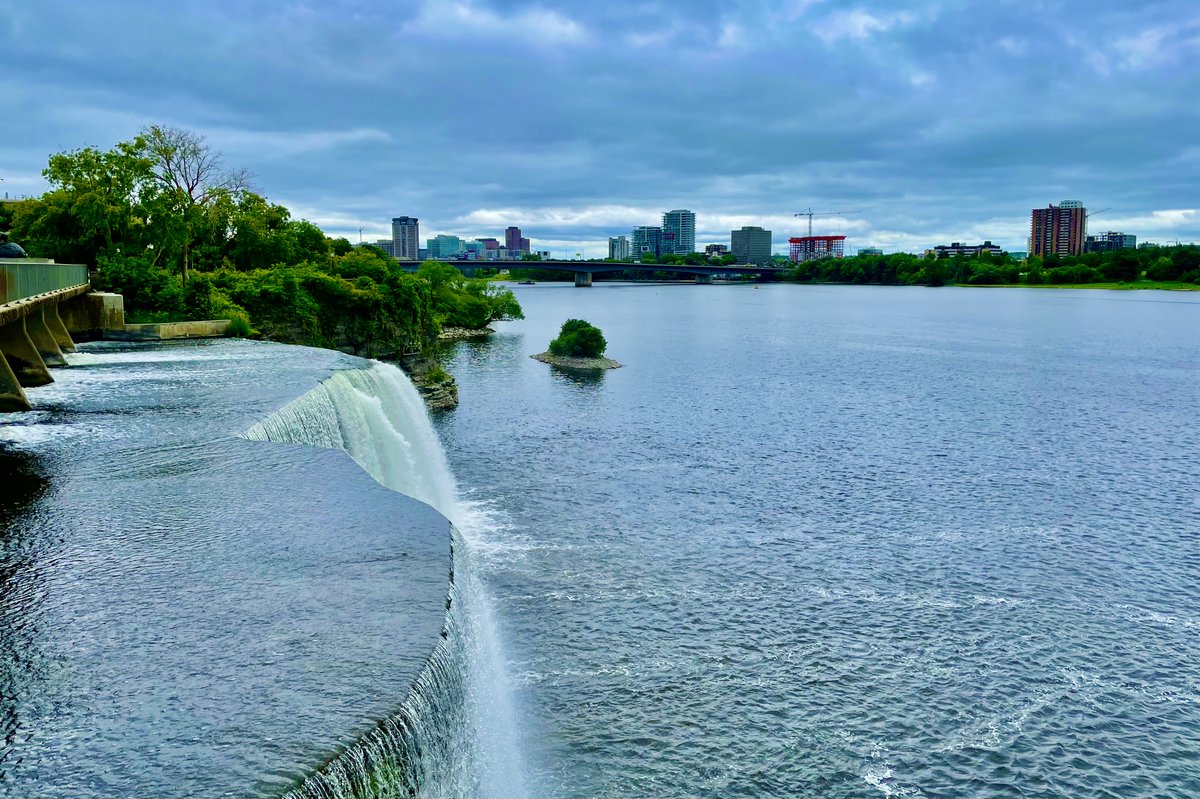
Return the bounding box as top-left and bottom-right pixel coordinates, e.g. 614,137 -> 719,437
789,236 -> 846,262
427,234 -> 465,258
371,239 -> 395,258
1085,231 -> 1137,253
392,216 -> 420,261
1030,201 -> 1086,258
505,226 -> 529,254
631,226 -> 662,259
661,209 -> 696,255
731,226 -> 772,265
608,236 -> 630,260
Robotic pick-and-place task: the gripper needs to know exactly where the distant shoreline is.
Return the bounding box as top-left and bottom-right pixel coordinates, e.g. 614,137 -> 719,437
788,280 -> 1200,292
960,281 -> 1200,291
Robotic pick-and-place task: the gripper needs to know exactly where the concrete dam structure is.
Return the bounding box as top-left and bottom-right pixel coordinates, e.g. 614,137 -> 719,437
0,258 -> 124,411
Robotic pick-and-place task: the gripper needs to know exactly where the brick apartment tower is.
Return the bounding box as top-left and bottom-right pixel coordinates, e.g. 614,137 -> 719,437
1030,201 -> 1087,258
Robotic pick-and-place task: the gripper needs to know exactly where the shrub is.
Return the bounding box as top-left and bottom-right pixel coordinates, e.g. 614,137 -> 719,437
424,364 -> 452,384
225,313 -> 253,338
1045,265 -> 1102,284
1146,256 -> 1181,282
548,319 -> 607,358
93,253 -> 185,316
968,270 -> 1004,285
183,274 -> 215,320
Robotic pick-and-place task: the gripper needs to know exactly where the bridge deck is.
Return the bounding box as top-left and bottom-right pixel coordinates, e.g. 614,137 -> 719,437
1,260 -> 90,304
436,259 -> 786,277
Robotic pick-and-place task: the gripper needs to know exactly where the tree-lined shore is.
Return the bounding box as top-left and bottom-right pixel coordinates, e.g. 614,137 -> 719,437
0,127 -> 523,360
781,247 -> 1200,289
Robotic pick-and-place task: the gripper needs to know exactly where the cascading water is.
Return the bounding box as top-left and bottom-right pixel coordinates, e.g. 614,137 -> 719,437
243,363 -> 527,798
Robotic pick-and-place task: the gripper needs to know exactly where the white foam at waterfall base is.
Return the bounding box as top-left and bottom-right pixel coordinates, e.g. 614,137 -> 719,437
244,362 -> 528,798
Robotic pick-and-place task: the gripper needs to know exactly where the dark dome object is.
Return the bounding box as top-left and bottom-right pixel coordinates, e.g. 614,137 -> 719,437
0,242 -> 27,258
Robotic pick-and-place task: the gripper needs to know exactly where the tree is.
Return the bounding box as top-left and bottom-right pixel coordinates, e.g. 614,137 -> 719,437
331,247 -> 392,283
140,125 -> 250,283
227,192 -> 296,271
1171,245 -> 1200,274
417,260 -> 523,329
10,141 -> 154,264
1103,249 -> 1141,282
924,258 -> 946,287
549,319 -> 607,358
288,220 -> 330,261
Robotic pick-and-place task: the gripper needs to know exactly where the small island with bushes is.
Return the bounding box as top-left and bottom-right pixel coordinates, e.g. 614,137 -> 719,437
532,319 -> 622,370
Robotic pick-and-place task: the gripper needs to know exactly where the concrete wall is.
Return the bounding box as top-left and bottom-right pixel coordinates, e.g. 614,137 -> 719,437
0,284 -> 138,411
110,320 -> 231,341
0,286 -> 104,412
59,292 -> 125,341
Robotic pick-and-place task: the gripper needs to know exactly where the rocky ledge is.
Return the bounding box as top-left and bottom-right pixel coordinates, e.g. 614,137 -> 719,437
438,326 -> 494,341
531,352 -> 623,370
399,357 -> 460,410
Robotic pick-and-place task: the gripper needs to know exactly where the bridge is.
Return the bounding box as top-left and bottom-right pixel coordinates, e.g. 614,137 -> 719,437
1,259 -> 124,412
431,260 -> 787,287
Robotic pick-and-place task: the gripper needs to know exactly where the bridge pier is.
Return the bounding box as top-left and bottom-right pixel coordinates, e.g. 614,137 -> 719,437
574,272 -> 593,288
0,317 -> 54,388
26,306 -> 68,367
694,274 -> 713,284
0,347 -> 30,411
44,303 -> 77,353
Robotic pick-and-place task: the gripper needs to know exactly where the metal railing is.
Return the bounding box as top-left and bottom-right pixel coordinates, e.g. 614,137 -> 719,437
0,261 -> 90,305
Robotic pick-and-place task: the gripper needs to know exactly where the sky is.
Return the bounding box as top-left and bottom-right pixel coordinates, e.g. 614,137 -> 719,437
2,0 -> 1198,257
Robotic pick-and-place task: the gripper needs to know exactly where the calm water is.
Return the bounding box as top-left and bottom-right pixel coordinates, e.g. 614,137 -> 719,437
437,283 -> 1200,797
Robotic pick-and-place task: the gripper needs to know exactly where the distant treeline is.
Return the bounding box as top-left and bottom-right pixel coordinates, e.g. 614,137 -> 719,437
0,126 -> 521,355
783,247 -> 1200,287
519,246 -> 1200,288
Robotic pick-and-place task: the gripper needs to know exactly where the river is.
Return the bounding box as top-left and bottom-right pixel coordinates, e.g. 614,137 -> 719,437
1,282 -> 1198,796
437,282 -> 1200,797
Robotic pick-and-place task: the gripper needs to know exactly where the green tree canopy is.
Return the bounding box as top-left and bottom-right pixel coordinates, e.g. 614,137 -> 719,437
549,319 -> 607,358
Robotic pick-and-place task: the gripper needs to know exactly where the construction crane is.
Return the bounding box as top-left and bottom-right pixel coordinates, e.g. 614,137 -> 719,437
794,208 -> 860,236
358,227 -> 365,244
1087,208 -> 1111,219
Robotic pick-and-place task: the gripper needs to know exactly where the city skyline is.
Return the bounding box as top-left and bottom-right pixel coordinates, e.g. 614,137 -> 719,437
2,1 -> 1198,258
380,202 -> 1151,262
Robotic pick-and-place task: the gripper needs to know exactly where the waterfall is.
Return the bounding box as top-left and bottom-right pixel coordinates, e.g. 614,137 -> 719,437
243,363 -> 527,798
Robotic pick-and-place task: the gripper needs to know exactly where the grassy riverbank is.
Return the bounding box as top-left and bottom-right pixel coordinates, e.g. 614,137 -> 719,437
972,280 -> 1200,291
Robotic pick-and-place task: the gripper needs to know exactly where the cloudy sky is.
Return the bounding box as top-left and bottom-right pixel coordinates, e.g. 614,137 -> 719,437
3,0 -> 1198,257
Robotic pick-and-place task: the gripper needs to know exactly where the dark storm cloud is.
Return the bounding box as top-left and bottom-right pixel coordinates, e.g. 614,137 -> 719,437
2,0 -> 1197,254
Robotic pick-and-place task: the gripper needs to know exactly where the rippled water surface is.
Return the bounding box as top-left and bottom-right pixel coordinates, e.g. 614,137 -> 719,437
437,283 -> 1200,797
0,341 -> 451,797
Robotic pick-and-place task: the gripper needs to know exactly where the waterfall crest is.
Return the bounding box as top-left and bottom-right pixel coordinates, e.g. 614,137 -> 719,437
243,362 -> 526,798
